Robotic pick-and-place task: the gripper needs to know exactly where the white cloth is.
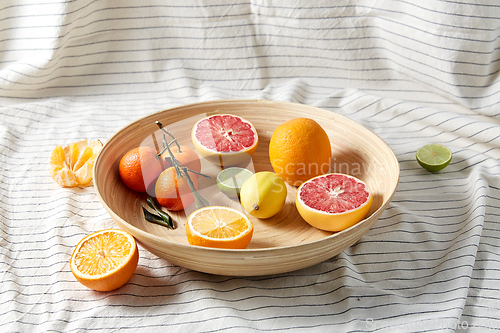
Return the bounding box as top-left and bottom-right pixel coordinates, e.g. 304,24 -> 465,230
1,1 -> 499,332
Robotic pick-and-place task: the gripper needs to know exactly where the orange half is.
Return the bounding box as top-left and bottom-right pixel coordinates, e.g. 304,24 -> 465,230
186,206 -> 254,249
70,229 -> 139,291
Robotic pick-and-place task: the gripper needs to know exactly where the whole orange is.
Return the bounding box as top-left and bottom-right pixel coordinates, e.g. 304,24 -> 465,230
119,146 -> 165,193
155,167 -> 199,211
269,118 -> 331,186
161,145 -> 201,176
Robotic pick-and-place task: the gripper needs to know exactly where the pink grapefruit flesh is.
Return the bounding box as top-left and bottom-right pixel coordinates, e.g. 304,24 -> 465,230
192,114 -> 258,166
295,173 -> 373,232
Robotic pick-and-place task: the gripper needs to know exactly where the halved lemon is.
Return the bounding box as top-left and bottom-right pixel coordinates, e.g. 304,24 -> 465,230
50,139 -> 103,187
70,229 -> 139,292
186,206 -> 254,249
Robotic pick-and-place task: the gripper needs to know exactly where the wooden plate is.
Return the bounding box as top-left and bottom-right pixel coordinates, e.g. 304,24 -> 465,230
93,100 -> 399,276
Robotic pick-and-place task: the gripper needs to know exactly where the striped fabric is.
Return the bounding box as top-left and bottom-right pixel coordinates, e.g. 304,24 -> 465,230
1,1 -> 499,332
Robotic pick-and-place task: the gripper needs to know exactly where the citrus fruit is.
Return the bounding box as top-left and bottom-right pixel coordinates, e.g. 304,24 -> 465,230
216,167 -> 254,198
155,166 -> 199,211
119,146 -> 165,193
269,118 -> 331,186
50,139 -> 103,187
239,171 -> 287,219
416,143 -> 452,172
191,114 -> 258,167
186,206 -> 254,249
70,229 -> 139,292
161,145 -> 201,175
295,173 -> 373,232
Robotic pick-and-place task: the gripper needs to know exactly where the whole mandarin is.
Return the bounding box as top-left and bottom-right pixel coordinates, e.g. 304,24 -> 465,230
161,145 -> 201,176
119,146 -> 164,193
155,167 -> 199,211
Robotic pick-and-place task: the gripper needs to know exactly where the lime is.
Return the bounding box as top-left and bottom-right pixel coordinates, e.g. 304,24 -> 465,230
240,171 -> 287,219
416,144 -> 452,172
217,167 -> 254,198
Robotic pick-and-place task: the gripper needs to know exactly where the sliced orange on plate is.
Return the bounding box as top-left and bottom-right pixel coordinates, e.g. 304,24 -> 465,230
50,139 -> 103,187
186,206 -> 254,249
70,229 -> 139,291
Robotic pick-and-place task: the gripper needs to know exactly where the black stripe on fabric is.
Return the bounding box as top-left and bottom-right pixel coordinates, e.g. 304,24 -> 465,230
1,5 -> 498,39
0,308 -> 468,332
0,261 -> 477,299
0,82 -> 469,103
1,74 -> 497,102
4,63 -> 497,91
0,287 -> 469,314
248,1 -> 500,22
0,210 -> 110,226
2,51 -> 498,78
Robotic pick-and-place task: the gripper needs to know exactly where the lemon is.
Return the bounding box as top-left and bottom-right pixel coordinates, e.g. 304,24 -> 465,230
239,171 -> 287,219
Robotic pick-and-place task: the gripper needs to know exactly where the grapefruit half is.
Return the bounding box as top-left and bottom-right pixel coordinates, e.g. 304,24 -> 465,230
191,114 -> 258,167
295,173 -> 373,232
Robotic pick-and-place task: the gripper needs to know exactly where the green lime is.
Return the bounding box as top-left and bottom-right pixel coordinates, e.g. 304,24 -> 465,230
416,144 -> 452,172
217,167 -> 254,198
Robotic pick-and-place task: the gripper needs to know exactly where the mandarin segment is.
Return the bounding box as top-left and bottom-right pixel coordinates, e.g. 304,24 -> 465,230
73,146 -> 94,172
53,166 -> 79,187
50,145 -> 66,175
74,162 -> 94,185
66,143 -> 77,170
